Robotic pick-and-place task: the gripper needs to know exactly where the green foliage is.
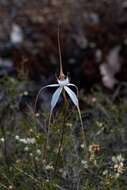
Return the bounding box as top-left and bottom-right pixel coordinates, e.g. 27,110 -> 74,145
0,77 -> 127,189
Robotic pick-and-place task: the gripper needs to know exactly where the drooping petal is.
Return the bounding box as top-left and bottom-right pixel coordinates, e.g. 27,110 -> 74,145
67,83 -> 78,96
34,84 -> 59,112
51,87 -> 63,111
64,86 -> 87,151
64,86 -> 79,107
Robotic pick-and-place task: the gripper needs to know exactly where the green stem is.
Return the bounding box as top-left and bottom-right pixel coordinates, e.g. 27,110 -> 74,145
54,92 -> 67,175
54,122 -> 65,175
77,106 -> 89,160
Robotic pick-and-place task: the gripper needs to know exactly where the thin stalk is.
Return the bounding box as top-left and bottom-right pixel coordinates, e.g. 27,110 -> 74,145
77,106 -> 89,160
54,93 -> 67,175
1,125 -> 9,169
42,111 -> 52,161
41,24 -> 66,161
54,121 -> 65,175
58,24 -> 65,80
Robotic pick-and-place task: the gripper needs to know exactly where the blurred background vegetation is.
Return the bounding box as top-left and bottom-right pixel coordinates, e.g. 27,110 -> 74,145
0,0 -> 127,86
0,0 -> 127,189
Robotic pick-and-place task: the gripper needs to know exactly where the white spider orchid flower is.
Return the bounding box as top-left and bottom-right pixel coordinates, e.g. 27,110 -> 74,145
35,76 -> 80,115
35,26 -> 84,132
34,74 -> 84,130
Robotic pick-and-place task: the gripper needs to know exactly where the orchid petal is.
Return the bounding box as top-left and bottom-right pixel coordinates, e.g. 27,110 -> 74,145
64,86 -> 79,107
67,83 -> 78,96
51,87 -> 63,111
64,86 -> 87,149
64,86 -> 84,136
34,84 -> 59,112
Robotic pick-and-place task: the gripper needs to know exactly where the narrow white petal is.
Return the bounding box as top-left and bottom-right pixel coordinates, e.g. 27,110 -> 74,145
67,83 -> 78,96
64,86 -> 86,148
64,86 -> 79,107
46,84 -> 60,88
51,87 -> 63,111
34,84 -> 59,112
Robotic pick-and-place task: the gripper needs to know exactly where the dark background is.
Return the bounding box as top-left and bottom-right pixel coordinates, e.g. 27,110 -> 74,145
0,0 -> 127,89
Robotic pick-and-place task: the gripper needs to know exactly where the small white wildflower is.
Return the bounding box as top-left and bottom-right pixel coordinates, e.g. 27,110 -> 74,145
24,146 -> 29,152
117,166 -> 123,174
80,144 -> 85,149
15,135 -> 20,140
35,113 -> 40,117
91,97 -> 97,103
65,122 -> 72,127
45,164 -> 54,170
102,170 -> 108,176
36,149 -> 41,155
35,156 -> 39,161
59,168 -> 63,173
112,154 -> 124,163
29,153 -> 33,157
0,138 -> 5,142
89,145 -> 93,152
115,173 -> 120,178
119,162 -> 124,167
23,91 -> 29,96
27,138 -> 36,144
81,160 -> 88,168
20,138 -> 36,144
117,154 -> 124,162
19,138 -> 28,144
8,185 -> 13,190
96,121 -> 103,127
112,154 -> 124,177
112,156 -> 116,163
114,164 -> 119,169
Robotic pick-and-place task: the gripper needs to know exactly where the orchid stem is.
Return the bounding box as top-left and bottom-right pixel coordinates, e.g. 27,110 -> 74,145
54,97 -> 67,175
58,24 -> 63,76
54,121 -> 65,175
77,107 -> 89,160
43,111 -> 52,160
